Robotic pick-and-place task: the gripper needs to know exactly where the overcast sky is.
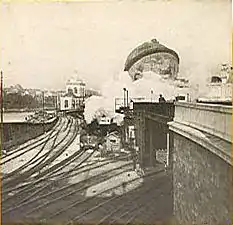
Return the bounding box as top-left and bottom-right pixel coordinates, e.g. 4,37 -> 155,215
0,0 -> 231,90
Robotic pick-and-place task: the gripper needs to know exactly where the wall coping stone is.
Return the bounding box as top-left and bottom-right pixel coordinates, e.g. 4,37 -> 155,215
169,121 -> 233,166
175,102 -> 232,114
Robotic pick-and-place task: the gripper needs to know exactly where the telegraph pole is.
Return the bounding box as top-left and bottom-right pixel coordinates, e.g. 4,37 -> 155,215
126,90 -> 129,108
123,88 -> 126,108
0,71 -> 3,155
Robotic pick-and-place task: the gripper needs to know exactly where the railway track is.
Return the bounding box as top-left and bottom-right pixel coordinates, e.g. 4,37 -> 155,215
3,154 -> 170,224
2,117 -> 68,180
2,153 -> 129,207
30,168 -> 167,223
73,171 -> 171,225
2,115 -> 171,224
2,156 -> 132,216
2,117 -> 78,190
2,119 -> 101,209
1,117 -> 63,164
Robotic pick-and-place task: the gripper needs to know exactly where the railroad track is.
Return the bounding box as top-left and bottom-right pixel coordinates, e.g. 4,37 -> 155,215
2,155 -> 131,215
3,152 -> 170,224
2,117 -> 73,184
1,117 -> 63,164
2,153 -> 129,207
31,168 -> 166,223
2,117 -> 95,206
2,160 -> 133,221
2,116 -> 78,189
2,117 -> 68,180
2,115 -> 171,224
72,171 -> 171,225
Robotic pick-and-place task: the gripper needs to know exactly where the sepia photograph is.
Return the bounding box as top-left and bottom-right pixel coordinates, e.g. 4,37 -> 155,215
0,0 -> 232,224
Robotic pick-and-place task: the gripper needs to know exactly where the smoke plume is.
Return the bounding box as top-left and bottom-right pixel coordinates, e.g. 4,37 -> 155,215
84,69 -> 214,124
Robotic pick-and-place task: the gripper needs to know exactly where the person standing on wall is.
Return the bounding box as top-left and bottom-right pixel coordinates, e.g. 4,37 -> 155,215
159,94 -> 166,103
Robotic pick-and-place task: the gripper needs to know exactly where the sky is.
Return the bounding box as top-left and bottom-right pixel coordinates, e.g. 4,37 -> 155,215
0,0 -> 231,90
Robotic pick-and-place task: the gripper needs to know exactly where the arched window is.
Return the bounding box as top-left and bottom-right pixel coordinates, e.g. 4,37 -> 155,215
74,87 -> 77,94
65,100 -> 68,108
68,88 -> 73,94
211,76 -> 222,83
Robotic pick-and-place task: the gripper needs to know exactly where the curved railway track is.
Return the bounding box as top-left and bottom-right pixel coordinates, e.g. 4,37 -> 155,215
2,117 -> 68,180
3,161 -> 167,223
71,171 -> 171,225
2,116 -> 78,190
1,117 -> 63,163
2,153 -> 128,206
2,154 -> 131,214
2,115 -> 171,224
28,169 -> 167,223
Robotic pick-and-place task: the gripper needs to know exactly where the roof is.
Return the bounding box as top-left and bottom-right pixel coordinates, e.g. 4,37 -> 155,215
124,39 -> 179,71
62,92 -> 77,98
106,131 -> 120,138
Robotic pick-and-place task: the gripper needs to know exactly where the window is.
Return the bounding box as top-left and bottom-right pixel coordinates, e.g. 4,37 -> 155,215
110,139 -> 116,143
68,88 -> 73,94
175,96 -> 185,101
74,87 -> 77,94
65,100 -> 68,108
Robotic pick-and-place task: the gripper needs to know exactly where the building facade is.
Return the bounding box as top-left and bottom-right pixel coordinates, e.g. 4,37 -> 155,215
105,131 -> 121,152
197,64 -> 233,104
59,76 -> 86,111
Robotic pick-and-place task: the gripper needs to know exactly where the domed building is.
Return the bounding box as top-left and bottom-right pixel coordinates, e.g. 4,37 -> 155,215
59,75 -> 86,111
124,39 -> 180,81
66,77 -> 86,97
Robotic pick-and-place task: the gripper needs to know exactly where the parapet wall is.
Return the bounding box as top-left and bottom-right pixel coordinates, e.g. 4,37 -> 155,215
169,102 -> 232,224
2,117 -> 58,150
172,132 -> 232,224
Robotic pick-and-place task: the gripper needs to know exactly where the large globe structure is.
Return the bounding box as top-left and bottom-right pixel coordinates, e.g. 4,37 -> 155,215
124,39 -> 180,81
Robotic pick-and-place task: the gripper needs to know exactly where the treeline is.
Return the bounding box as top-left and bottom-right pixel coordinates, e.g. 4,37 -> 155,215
3,92 -> 56,110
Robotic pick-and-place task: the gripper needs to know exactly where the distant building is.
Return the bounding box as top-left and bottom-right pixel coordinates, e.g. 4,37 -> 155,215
85,88 -> 101,98
58,75 -> 86,111
4,84 -> 24,95
65,77 -> 86,97
197,64 -> 232,104
105,131 -> 121,152
99,115 -> 111,125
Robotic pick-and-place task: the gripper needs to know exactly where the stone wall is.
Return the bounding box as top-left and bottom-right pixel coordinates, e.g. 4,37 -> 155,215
172,132 -> 233,224
133,102 -> 174,168
2,117 -> 58,150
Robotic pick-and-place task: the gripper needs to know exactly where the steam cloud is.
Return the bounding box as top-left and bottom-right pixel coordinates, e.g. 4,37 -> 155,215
84,69 -> 213,125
